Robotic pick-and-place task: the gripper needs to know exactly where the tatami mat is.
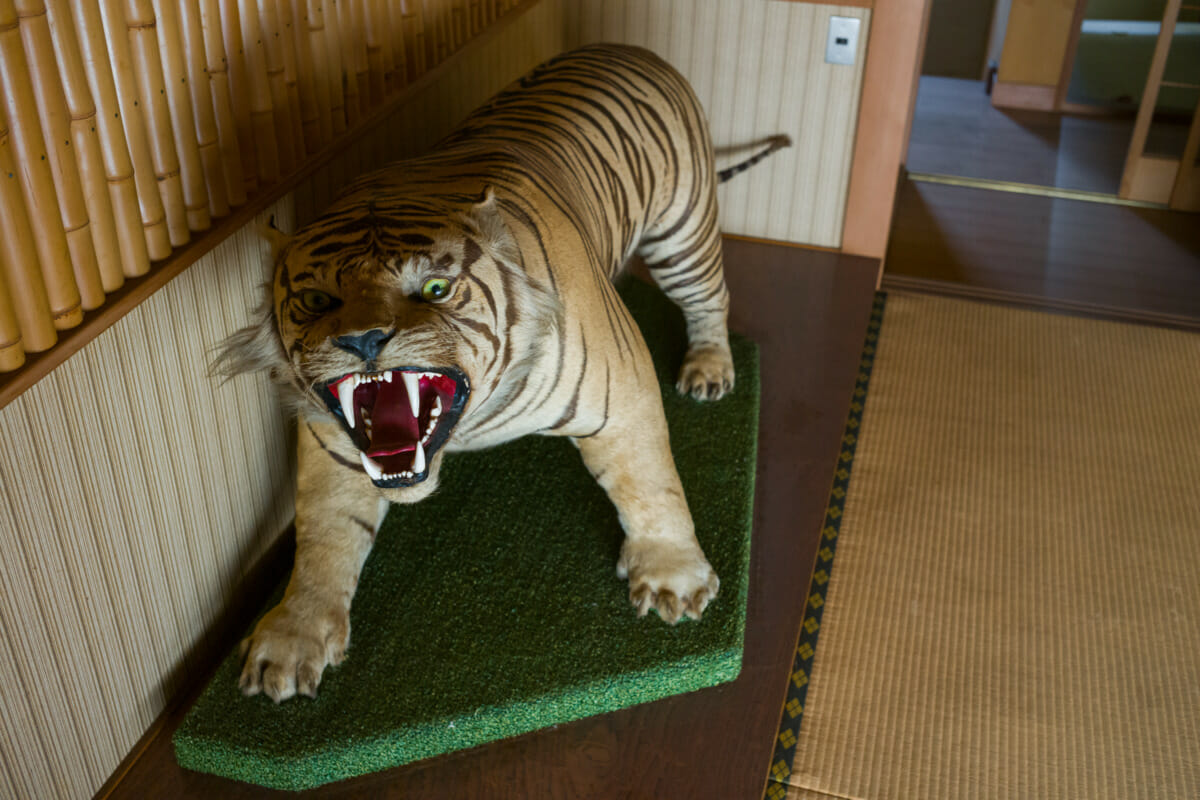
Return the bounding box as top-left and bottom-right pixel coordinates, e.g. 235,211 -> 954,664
768,293 -> 1200,800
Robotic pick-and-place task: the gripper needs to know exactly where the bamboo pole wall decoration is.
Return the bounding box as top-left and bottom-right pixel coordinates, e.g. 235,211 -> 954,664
97,0 -> 173,262
180,0 -> 232,219
303,0 -> 334,145
152,0 -> 214,232
198,0 -> 247,208
318,0 -> 347,135
44,0 -> 126,295
0,102 -> 55,358
16,0 -> 107,311
67,0 -> 152,279
219,0 -> 259,194
0,0 -> 83,331
124,0 -> 192,246
0,0 -> 524,375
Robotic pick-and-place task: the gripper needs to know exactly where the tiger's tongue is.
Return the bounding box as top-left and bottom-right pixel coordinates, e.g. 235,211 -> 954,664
360,378 -> 418,457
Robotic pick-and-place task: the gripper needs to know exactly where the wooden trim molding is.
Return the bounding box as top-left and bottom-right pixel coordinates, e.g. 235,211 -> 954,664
0,0 -> 541,412
840,0 -> 932,265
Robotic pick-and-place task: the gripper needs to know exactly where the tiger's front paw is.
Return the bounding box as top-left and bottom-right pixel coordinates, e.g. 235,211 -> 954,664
617,538 -> 720,624
238,600 -> 350,702
677,343 -> 735,401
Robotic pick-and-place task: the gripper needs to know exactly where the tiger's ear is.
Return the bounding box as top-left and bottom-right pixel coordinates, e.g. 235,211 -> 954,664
465,185 -> 517,261
258,215 -> 292,260
472,186 -> 497,211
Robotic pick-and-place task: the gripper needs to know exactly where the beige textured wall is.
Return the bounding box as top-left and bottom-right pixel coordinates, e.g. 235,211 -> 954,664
565,0 -> 871,248
0,2 -> 564,797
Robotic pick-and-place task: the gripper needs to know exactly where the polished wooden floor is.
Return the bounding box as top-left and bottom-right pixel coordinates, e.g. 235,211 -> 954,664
100,238 -> 882,800
885,178 -> 1200,326
907,76 -> 1190,195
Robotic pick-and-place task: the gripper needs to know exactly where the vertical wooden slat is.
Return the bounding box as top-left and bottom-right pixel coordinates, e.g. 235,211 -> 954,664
15,0 -> 106,310
238,0 -> 283,181
291,0 -> 325,149
179,0 -> 231,219
275,0 -> 308,154
66,0 -> 151,278
322,0 -> 347,133
149,0 -> 211,232
0,103 -> 55,356
255,0 -> 299,172
218,0 -> 259,195
303,0 -> 334,144
199,0 -> 247,208
0,0 -> 82,330
44,0 -> 125,294
121,0 -> 191,246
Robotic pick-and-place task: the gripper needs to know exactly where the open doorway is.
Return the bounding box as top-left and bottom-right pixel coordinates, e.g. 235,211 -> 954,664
907,0 -> 1198,202
882,0 -> 1200,325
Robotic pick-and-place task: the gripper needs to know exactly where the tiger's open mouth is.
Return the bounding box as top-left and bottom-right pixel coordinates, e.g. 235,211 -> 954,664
324,367 -> 469,488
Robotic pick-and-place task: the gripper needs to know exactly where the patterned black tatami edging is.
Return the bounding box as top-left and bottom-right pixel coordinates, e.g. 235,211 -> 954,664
763,292 -> 887,800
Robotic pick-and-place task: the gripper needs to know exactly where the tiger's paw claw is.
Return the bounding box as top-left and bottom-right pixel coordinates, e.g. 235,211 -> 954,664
676,344 -> 735,402
618,539 -> 720,624
237,601 -> 349,703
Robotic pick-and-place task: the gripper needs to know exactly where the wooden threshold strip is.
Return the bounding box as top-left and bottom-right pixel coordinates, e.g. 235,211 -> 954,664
907,171 -> 1169,209
0,0 -> 542,413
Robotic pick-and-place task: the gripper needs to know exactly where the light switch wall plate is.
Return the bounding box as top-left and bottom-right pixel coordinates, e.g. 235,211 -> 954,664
825,16 -> 860,66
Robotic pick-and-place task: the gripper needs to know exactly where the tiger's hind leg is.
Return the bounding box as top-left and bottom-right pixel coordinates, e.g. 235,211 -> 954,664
638,192 -> 734,402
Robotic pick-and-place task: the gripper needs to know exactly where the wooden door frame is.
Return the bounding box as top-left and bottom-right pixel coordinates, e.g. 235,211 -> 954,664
840,0 -> 933,274
1119,0 -> 1200,210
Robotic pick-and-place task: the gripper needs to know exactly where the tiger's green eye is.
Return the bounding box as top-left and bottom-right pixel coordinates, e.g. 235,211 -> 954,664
421,278 -> 452,302
299,289 -> 335,314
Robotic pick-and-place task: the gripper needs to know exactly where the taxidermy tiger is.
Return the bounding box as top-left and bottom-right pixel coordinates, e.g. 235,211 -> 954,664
218,43 -> 790,702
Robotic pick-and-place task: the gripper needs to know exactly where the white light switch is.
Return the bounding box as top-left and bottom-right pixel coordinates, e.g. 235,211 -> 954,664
825,16 -> 860,66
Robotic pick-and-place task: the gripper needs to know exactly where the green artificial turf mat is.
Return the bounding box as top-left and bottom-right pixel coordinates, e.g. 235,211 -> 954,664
174,278 -> 759,790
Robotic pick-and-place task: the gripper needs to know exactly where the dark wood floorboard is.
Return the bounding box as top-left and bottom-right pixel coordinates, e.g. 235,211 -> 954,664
906,76 -> 1190,195
885,179 -> 1200,322
101,238 -> 881,800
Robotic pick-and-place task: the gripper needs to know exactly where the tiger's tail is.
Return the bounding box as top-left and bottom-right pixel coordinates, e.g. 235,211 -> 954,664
715,134 -> 792,183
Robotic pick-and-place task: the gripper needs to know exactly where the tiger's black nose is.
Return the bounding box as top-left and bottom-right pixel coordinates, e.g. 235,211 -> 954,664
333,328 -> 394,362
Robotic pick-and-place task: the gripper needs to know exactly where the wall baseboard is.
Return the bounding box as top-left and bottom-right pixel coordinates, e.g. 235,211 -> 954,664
991,80 -> 1057,111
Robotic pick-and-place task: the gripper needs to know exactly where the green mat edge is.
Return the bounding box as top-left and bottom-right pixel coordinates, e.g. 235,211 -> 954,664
173,300 -> 760,791
174,646 -> 744,791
